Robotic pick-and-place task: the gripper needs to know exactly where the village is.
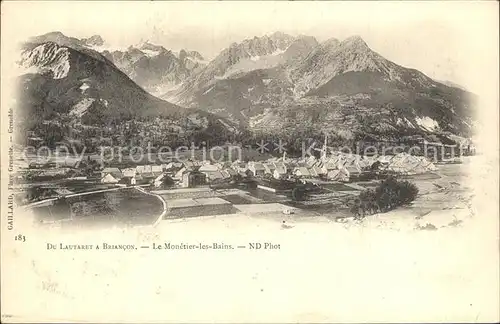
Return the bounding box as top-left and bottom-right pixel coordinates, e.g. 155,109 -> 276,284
15,134 -> 472,203
96,150 -> 439,190
12,131 -> 476,227
94,134 -> 469,190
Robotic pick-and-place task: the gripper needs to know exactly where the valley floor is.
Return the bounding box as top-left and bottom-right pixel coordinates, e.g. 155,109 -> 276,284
5,156 -> 498,322
25,157 -> 473,230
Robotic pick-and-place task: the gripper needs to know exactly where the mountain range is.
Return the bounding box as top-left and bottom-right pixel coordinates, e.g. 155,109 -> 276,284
100,42 -> 206,96
22,32 -> 207,96
16,31 -> 476,150
17,32 -> 233,149
163,33 -> 475,139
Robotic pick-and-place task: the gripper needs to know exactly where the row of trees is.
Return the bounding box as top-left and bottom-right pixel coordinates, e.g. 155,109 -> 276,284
20,112 -> 466,157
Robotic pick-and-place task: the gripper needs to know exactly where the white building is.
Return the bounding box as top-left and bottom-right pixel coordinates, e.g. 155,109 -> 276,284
101,173 -> 119,184
248,162 -> 265,176
294,167 -> 311,178
272,162 -> 287,179
326,167 -> 349,182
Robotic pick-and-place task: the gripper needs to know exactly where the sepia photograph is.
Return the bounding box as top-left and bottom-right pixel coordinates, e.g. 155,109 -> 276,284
1,1 -> 498,322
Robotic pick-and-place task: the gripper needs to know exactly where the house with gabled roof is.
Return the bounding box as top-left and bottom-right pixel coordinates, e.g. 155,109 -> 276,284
308,165 -> 325,178
215,162 -> 231,170
101,167 -> 122,179
377,155 -> 395,166
285,158 -> 299,168
163,162 -> 183,175
151,165 -> 163,176
263,163 -> 276,175
172,162 -> 184,168
344,154 -> 358,165
101,173 -> 120,184
272,162 -> 287,179
181,171 -> 207,188
153,173 -> 175,188
199,164 -> 225,181
344,160 -> 362,178
225,168 -> 237,177
273,162 -> 287,173
232,161 -> 248,172
306,156 -> 317,167
141,172 -> 156,180
358,156 -> 375,169
220,170 -> 232,179
205,171 -> 225,182
135,164 -> 156,180
239,169 -> 253,178
387,156 -> 410,174
308,168 -> 318,178
326,167 -> 349,182
118,175 -> 139,186
248,162 -> 266,177
183,160 -> 196,170
321,157 -> 338,173
174,167 -> 187,180
199,164 -> 219,172
294,167 -> 311,178
122,168 -> 137,178
162,162 -> 174,171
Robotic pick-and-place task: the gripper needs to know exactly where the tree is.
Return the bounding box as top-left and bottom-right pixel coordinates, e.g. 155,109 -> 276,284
350,176 -> 419,217
397,180 -> 419,205
291,186 -> 307,201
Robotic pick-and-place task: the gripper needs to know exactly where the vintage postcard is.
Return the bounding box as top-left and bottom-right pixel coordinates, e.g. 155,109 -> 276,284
1,1 -> 498,322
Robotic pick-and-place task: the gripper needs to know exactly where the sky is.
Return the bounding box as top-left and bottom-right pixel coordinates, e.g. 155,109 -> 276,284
1,1 -> 498,94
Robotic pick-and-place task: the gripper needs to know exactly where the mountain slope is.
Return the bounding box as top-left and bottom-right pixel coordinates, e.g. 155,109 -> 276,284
165,34 -> 475,138
22,31 -> 475,145
189,67 -> 295,124
17,39 -> 235,148
164,32 -> 310,106
295,36 -> 474,135
25,32 -> 207,96
102,42 -> 207,95
291,36 -> 434,96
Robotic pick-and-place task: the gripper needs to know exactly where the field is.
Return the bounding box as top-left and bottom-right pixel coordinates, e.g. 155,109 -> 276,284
13,156 -> 496,323
80,147 -> 277,167
167,204 -> 241,218
26,157 -> 473,228
31,188 -> 163,227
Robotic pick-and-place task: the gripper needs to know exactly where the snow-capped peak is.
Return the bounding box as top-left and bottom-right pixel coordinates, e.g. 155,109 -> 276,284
81,35 -> 104,47
20,42 -> 71,79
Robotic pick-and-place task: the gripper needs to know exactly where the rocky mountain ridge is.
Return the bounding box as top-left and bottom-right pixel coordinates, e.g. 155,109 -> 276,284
18,31 -> 476,148
24,32 -> 207,96
16,37 -> 235,149
162,33 -> 475,140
